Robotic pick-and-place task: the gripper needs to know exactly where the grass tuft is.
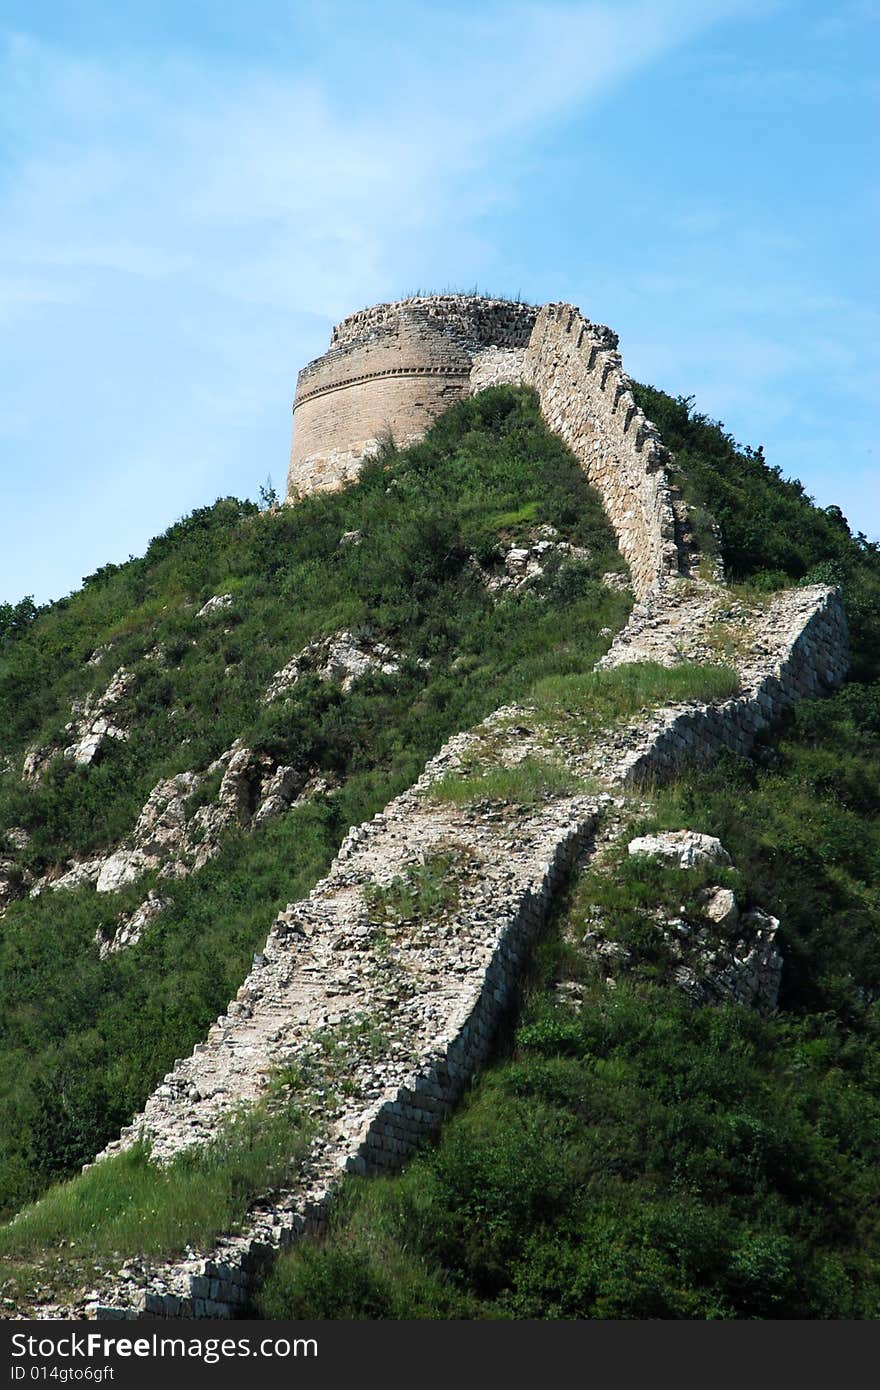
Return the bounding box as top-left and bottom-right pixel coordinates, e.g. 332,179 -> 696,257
0,1094 -> 313,1307
429,756 -> 583,807
528,661 -> 740,729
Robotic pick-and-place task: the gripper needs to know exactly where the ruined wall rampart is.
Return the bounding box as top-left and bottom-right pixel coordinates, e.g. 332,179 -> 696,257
287,296 -> 687,597
329,295 -> 536,351
523,304 -> 680,597
92,580 -> 848,1320
618,587 -> 849,784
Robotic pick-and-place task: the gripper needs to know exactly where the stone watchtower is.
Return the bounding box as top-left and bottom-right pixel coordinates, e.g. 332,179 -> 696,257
287,293 -> 691,598
286,295 -> 537,500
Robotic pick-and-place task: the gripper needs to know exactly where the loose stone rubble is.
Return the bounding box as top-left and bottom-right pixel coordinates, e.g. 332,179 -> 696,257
628,830 -> 731,868
582,832 -> 782,1011
472,527 -> 594,596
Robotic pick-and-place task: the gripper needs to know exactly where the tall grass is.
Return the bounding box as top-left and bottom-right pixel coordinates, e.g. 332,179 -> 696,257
430,757 -> 583,807
0,1095 -> 313,1304
428,664 -> 739,806
527,661 -> 740,730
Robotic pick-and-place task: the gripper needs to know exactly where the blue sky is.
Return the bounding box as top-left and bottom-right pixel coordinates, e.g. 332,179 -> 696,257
1,0 -> 876,605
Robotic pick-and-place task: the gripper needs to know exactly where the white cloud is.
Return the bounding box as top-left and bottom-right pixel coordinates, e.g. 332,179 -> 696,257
4,0 -> 865,605
0,2 -> 766,320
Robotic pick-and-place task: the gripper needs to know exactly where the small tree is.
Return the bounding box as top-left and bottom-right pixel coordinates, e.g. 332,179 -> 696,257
259,474 -> 279,510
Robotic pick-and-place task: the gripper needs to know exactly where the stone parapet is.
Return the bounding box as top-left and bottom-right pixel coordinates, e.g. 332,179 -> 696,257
524,303 -> 680,598
329,296 -> 537,352
615,587 -> 848,784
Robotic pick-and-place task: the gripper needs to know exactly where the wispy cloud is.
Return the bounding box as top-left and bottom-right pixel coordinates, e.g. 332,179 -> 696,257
0,0 -> 873,605
0,2 -> 763,322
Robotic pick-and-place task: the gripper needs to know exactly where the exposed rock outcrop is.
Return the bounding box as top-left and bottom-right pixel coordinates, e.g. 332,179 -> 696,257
0,859 -> 23,913
628,830 -> 731,868
22,668 -> 134,784
586,832 -> 782,1012
472,527 -> 594,596
265,631 -> 403,702
196,594 -> 234,619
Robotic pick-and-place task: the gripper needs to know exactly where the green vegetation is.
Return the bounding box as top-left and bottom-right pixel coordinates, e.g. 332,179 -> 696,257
633,383 -> 880,682
0,386 -> 628,1219
527,660 -> 740,729
429,756 -> 582,807
364,851 -> 464,925
258,972 -> 880,1319
0,1090 -> 312,1309
258,686 -> 880,1319
428,664 -> 739,806
257,386 -> 880,1321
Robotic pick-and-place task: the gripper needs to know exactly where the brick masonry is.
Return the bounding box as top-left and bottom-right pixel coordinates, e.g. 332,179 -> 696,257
286,296 -> 693,599
523,303 -> 680,599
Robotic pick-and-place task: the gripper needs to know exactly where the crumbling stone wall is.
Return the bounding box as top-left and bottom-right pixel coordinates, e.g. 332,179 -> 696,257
616,586 -> 848,784
328,296 -> 536,352
95,794 -> 601,1319
523,304 -> 680,598
286,296 -> 687,598
88,579 -> 847,1321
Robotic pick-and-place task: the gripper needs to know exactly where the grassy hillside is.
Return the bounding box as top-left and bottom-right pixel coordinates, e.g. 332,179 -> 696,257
2,382 -> 878,1319
256,388 -> 880,1320
0,386 -> 629,1220
633,384 -> 880,681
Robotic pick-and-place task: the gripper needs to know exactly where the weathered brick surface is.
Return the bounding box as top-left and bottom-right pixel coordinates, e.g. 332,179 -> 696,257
523,304 -> 680,598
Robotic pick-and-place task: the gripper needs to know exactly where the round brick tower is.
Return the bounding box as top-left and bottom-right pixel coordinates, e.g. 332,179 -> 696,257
286,295 -> 537,500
